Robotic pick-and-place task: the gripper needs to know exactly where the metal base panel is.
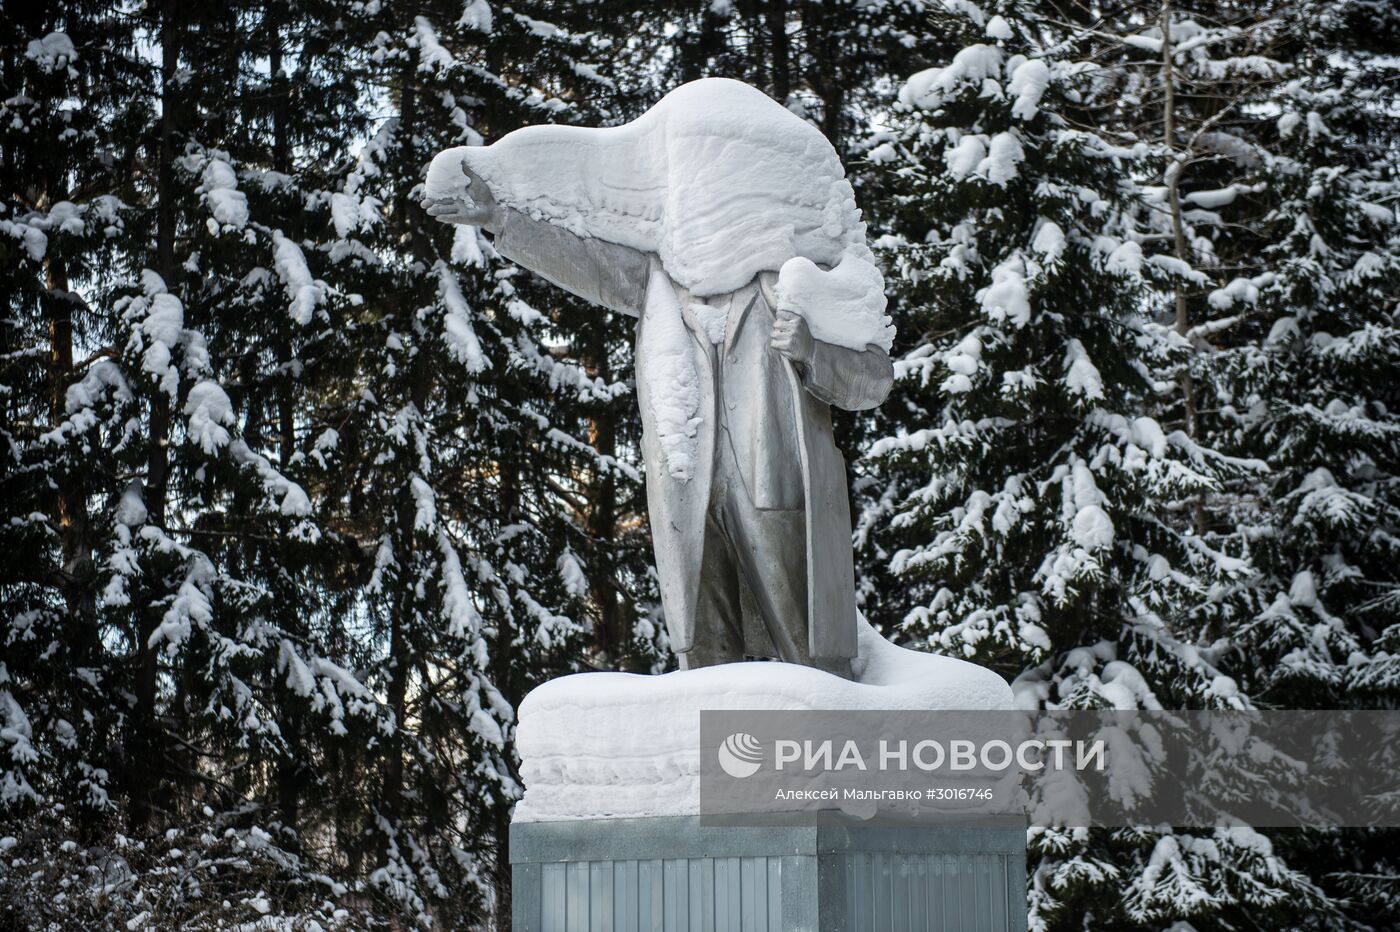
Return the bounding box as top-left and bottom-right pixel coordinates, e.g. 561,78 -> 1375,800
510,817 -> 1027,932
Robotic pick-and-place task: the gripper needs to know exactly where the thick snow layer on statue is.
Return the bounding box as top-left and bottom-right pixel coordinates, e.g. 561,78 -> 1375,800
426,78 -> 860,295
425,78 -> 892,352
776,253 -> 893,351
428,78 -> 895,482
640,267 -> 704,480
512,616 -> 1013,822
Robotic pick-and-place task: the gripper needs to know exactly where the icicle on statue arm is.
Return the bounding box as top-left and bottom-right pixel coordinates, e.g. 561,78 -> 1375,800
425,79 -> 895,679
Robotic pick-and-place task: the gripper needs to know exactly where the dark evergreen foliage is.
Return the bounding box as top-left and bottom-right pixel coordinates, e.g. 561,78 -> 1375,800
2,0 -> 1396,928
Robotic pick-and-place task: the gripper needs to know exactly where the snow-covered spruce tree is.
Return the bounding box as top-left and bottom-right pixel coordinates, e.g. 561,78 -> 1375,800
301,2 -> 669,921
853,1 -> 1336,926
856,0 -> 1260,701
3,0 -> 667,925
1166,0 -> 1400,921
0,0 -> 144,846
2,3 -> 391,928
156,2 -> 412,911
1157,0 -> 1400,711
94,0 -> 354,851
497,2 -> 672,676
1081,2 -> 1400,922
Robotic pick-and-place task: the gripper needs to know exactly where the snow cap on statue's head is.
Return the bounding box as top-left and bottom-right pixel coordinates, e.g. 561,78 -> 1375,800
425,78 -> 871,297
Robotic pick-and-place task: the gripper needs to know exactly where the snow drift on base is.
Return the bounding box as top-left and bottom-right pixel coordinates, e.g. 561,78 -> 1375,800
511,615 -> 1013,822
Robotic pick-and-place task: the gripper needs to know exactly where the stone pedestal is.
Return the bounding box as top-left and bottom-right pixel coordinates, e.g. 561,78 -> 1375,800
511,816 -> 1026,931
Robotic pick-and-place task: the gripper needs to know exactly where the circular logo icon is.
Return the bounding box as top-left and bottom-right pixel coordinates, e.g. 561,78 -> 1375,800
717,732 -> 763,779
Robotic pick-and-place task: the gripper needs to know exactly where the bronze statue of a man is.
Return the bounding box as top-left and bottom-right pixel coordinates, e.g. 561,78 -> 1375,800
426,79 -> 893,677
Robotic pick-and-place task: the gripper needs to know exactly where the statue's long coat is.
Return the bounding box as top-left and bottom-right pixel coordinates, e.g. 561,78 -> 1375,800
492,209 -> 893,658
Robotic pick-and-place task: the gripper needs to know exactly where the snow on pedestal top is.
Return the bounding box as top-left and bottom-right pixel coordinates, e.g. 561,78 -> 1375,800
426,77 -> 893,352
511,616 -> 1013,822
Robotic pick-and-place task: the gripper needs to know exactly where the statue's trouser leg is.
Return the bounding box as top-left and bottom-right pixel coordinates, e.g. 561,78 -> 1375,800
714,437 -> 853,679
678,508 -> 746,670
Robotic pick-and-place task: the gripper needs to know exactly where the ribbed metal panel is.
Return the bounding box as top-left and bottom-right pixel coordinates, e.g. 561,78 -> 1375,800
532,855 -> 783,932
512,817 -> 1026,932
837,850 -> 1015,932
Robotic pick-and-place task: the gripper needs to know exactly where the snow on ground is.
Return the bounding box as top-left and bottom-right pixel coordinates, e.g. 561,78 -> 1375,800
512,614 -> 1013,821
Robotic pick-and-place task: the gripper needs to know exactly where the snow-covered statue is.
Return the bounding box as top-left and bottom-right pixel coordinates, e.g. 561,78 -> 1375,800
425,79 -> 894,678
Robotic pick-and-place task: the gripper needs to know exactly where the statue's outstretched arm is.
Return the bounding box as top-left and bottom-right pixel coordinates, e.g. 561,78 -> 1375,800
425,166 -> 650,316
492,207 -> 650,317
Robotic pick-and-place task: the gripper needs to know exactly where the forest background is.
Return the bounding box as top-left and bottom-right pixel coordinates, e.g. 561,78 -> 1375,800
3,0 -> 1398,928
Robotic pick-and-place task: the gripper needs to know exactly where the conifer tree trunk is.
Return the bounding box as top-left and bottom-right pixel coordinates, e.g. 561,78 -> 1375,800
680,7 -> 725,82
765,0 -> 791,102
267,16 -> 305,840
586,416 -> 623,663
1159,1 -> 1205,533
495,455 -> 521,929
581,326 -> 626,668
45,259 -> 95,642
804,0 -> 845,148
45,250 -> 104,845
381,46 -> 422,860
132,0 -> 182,830
1160,2 -> 1196,439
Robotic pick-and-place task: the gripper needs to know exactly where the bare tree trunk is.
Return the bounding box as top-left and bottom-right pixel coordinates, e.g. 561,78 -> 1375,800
265,18 -> 308,841
1160,1 -> 1205,533
45,261 -> 97,643
131,0 -> 181,830
381,47 -> 423,868
680,4 -> 725,84
579,324 -> 629,669
765,0 -> 791,103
